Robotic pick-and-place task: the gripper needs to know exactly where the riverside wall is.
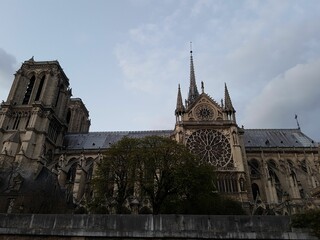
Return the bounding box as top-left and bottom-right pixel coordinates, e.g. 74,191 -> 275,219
0,214 -> 316,239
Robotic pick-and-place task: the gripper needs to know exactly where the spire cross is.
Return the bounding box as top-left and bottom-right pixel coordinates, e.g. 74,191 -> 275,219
190,41 -> 192,53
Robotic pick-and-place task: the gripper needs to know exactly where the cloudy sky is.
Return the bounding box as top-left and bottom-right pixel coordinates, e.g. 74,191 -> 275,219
0,0 -> 320,141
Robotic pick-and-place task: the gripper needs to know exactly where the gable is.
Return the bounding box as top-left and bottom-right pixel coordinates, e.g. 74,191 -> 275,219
184,94 -> 223,121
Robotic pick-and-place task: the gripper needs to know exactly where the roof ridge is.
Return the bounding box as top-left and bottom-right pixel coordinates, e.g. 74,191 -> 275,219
244,128 -> 300,131
68,130 -> 173,134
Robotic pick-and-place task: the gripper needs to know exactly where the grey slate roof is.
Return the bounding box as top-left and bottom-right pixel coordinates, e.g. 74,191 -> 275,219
64,130 -> 173,150
63,128 -> 317,151
243,129 -> 317,148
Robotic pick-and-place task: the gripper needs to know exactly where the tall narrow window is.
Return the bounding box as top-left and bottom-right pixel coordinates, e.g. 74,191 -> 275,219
66,109 -> 71,124
55,84 -> 63,107
13,116 -> 20,130
252,183 -> 260,201
67,162 -> 78,183
35,75 -> 45,101
22,76 -> 35,104
25,116 -> 30,129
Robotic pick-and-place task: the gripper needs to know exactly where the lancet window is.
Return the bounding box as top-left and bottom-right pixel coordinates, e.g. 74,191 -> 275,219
35,75 -> 46,101
22,76 -> 35,105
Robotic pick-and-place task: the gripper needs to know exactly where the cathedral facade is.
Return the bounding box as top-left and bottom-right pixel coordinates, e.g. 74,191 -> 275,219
0,54 -> 319,214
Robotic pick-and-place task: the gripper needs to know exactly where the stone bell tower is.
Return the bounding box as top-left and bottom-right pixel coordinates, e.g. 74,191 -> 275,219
0,58 -> 91,213
173,51 -> 250,202
0,58 -> 73,169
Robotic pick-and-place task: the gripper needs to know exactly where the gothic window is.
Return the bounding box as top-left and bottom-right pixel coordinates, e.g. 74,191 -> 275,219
291,171 -> 298,186
268,159 -> 277,169
67,162 -> 78,183
80,117 -> 84,131
195,104 -> 214,120
87,166 -> 93,182
22,76 -> 35,104
35,75 -> 45,101
12,113 -> 21,130
55,84 -> 63,107
66,109 -> 71,124
25,116 -> 30,129
252,183 -> 260,201
300,160 -> 308,173
248,159 -> 260,178
239,178 -> 245,191
186,129 -> 232,167
287,159 -> 294,170
267,160 -> 280,183
48,119 -> 60,142
267,160 -> 283,201
216,175 -> 238,193
86,158 -> 94,182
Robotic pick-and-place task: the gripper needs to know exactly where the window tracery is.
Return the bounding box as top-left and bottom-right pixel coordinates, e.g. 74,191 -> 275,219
248,159 -> 260,178
186,129 -> 232,167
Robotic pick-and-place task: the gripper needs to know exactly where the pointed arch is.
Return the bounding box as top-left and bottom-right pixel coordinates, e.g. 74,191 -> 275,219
252,183 -> 260,201
248,159 -> 260,178
35,75 -> 46,101
22,75 -> 36,104
67,162 -> 78,183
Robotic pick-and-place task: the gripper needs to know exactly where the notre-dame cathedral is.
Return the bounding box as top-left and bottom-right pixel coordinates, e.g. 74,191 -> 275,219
0,53 -> 319,215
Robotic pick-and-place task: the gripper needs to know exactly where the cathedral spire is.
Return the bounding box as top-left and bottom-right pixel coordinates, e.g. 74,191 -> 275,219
187,49 -> 199,106
175,84 -> 185,116
224,83 -> 235,112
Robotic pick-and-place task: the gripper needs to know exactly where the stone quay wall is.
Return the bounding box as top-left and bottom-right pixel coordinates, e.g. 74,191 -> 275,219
0,214 -> 316,239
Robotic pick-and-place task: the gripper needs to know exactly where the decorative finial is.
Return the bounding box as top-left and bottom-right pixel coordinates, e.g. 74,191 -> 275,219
201,81 -> 204,93
190,41 -> 192,54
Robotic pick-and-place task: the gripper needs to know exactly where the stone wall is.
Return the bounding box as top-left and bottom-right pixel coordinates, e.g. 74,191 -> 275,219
0,214 -> 316,239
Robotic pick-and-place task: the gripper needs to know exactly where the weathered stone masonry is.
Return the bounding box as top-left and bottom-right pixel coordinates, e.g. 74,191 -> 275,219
0,214 -> 317,239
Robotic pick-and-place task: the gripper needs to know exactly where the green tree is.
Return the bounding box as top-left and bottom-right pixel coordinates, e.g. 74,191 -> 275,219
291,209 -> 320,238
91,137 -> 140,214
161,156 -> 245,215
91,135 -> 245,215
138,136 -> 199,214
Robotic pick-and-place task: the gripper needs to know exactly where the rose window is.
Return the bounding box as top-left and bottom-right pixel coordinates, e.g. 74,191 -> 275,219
186,129 -> 233,167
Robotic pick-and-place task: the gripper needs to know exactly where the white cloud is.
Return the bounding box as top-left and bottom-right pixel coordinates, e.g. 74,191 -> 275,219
243,58 -> 320,140
112,0 -> 320,137
0,49 -> 17,101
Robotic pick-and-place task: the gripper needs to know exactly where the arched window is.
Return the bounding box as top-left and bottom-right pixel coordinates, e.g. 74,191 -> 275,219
22,76 -> 35,104
67,162 -> 78,183
252,183 -> 260,200
291,170 -> 298,186
66,109 -> 71,124
216,175 -> 239,193
35,75 -> 46,101
267,160 -> 277,178
287,159 -> 294,170
12,112 -> 21,130
267,161 -> 283,202
55,84 -> 64,107
248,159 -> 260,177
86,158 -> 94,181
300,160 -> 308,173
268,159 -> 277,169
